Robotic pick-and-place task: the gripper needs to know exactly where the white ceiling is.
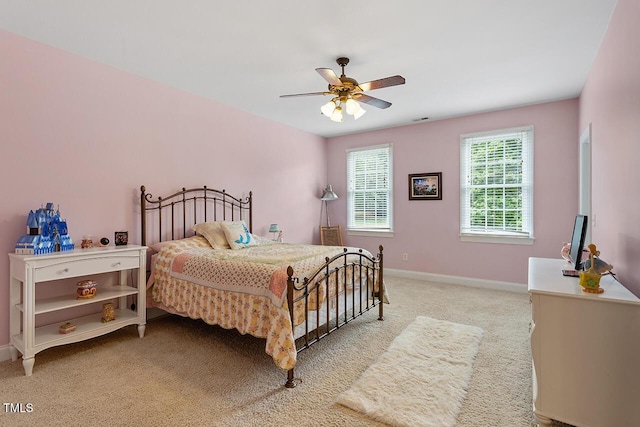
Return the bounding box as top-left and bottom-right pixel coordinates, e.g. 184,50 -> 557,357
1,1 -> 617,138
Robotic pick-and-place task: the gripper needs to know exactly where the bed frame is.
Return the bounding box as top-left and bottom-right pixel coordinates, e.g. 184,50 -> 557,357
140,185 -> 384,388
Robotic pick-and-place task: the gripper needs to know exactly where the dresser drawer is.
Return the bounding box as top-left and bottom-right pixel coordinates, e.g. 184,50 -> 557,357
33,254 -> 140,282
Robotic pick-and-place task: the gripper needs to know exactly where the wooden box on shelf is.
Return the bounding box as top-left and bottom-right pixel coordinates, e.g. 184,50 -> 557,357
58,322 -> 76,334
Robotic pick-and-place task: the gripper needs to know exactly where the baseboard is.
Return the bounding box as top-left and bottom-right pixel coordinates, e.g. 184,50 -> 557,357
385,268 -> 527,294
0,343 -> 13,363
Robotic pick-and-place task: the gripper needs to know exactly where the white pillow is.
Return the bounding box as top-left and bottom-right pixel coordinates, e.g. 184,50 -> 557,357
192,221 -> 230,249
220,220 -> 256,250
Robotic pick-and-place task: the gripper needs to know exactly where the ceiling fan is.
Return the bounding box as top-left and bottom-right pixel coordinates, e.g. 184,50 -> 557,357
280,57 -> 405,122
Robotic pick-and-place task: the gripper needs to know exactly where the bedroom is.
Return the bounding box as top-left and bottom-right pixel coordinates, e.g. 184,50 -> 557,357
1,0 -> 639,426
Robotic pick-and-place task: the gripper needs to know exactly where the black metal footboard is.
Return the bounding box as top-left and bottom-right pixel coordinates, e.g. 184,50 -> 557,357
284,245 -> 384,388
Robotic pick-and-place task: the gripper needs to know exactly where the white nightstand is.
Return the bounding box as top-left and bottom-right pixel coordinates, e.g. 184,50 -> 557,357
8,245 -> 147,376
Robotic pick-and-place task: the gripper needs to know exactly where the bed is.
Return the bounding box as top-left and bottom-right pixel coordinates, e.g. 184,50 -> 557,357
140,185 -> 384,387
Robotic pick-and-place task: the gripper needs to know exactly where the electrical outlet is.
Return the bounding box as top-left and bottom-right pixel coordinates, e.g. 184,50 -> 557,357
402,253 -> 408,261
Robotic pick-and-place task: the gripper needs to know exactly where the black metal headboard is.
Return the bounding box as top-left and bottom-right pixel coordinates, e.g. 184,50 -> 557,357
140,185 -> 252,246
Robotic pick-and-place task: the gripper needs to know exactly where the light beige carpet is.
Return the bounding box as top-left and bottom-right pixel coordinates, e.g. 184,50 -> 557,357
0,276 -> 553,426
338,316 -> 483,427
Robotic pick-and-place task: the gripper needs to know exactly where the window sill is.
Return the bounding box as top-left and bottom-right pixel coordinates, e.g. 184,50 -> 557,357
459,234 -> 534,245
347,229 -> 395,238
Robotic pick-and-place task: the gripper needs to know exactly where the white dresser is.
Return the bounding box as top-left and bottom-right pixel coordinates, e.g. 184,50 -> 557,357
529,257 -> 640,427
8,245 -> 147,376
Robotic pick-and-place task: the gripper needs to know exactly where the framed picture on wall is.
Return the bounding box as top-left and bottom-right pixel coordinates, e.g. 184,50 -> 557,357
408,172 -> 442,200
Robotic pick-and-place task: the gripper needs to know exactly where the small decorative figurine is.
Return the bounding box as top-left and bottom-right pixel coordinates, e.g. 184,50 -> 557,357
560,242 -> 571,262
579,243 -> 612,294
15,202 -> 74,254
81,236 -> 94,249
101,303 -> 115,322
583,244 -> 613,275
76,280 -> 97,299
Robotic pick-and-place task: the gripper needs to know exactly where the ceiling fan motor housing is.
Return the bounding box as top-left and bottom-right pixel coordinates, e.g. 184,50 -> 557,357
336,57 -> 350,67
328,57 -> 360,98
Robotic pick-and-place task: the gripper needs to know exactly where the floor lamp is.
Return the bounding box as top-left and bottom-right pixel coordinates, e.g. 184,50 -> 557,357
320,185 -> 338,226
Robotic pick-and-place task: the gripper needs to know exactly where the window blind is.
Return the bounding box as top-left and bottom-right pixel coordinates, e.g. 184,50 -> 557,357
460,126 -> 533,239
347,144 -> 393,231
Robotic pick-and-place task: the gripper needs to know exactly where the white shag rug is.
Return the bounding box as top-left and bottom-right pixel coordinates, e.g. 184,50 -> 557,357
337,316 -> 484,427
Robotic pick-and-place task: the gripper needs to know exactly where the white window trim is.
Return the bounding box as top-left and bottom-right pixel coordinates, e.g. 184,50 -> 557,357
348,229 -> 395,238
460,126 -> 534,244
459,233 -> 534,245
346,143 -> 394,233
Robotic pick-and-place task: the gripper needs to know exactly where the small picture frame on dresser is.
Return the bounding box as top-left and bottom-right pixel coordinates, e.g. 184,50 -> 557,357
114,231 -> 128,246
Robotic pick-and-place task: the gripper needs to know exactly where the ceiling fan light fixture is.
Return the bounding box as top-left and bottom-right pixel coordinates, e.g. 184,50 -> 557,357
281,57 -> 405,124
330,106 -> 343,122
320,100 -> 336,117
353,107 -> 366,120
345,98 -> 361,115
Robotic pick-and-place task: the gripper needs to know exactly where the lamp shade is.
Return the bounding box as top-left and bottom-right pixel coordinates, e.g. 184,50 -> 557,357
330,106 -> 343,122
345,98 -> 360,115
269,224 -> 280,233
320,100 -> 336,117
321,185 -> 339,201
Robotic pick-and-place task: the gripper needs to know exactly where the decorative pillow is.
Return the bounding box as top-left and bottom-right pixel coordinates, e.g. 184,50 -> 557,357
220,220 -> 256,250
192,221 -> 230,249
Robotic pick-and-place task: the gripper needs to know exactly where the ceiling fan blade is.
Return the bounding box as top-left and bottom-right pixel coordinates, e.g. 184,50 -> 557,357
280,92 -> 327,98
358,75 -> 405,92
353,93 -> 392,109
316,68 -> 343,86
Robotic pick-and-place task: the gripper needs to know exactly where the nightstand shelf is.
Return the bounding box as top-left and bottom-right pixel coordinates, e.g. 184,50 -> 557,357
15,285 -> 139,315
8,245 -> 147,376
11,308 -> 138,353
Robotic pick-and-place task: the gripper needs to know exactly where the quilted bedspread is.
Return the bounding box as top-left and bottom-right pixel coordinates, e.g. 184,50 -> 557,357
149,236 -> 375,371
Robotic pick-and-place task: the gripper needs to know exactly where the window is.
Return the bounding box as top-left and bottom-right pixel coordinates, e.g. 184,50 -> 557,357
460,126 -> 534,244
347,144 -> 393,234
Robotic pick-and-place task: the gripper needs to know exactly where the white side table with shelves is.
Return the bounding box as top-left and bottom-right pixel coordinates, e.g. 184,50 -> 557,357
8,245 -> 147,376
529,257 -> 640,427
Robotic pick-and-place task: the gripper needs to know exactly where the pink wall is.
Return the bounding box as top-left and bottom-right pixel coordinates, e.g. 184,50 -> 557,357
3,0 -> 636,351
579,0 -> 640,295
327,99 -> 580,285
0,31 -> 327,347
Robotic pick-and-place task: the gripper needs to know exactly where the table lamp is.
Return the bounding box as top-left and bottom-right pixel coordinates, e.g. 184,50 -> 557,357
269,223 -> 280,240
